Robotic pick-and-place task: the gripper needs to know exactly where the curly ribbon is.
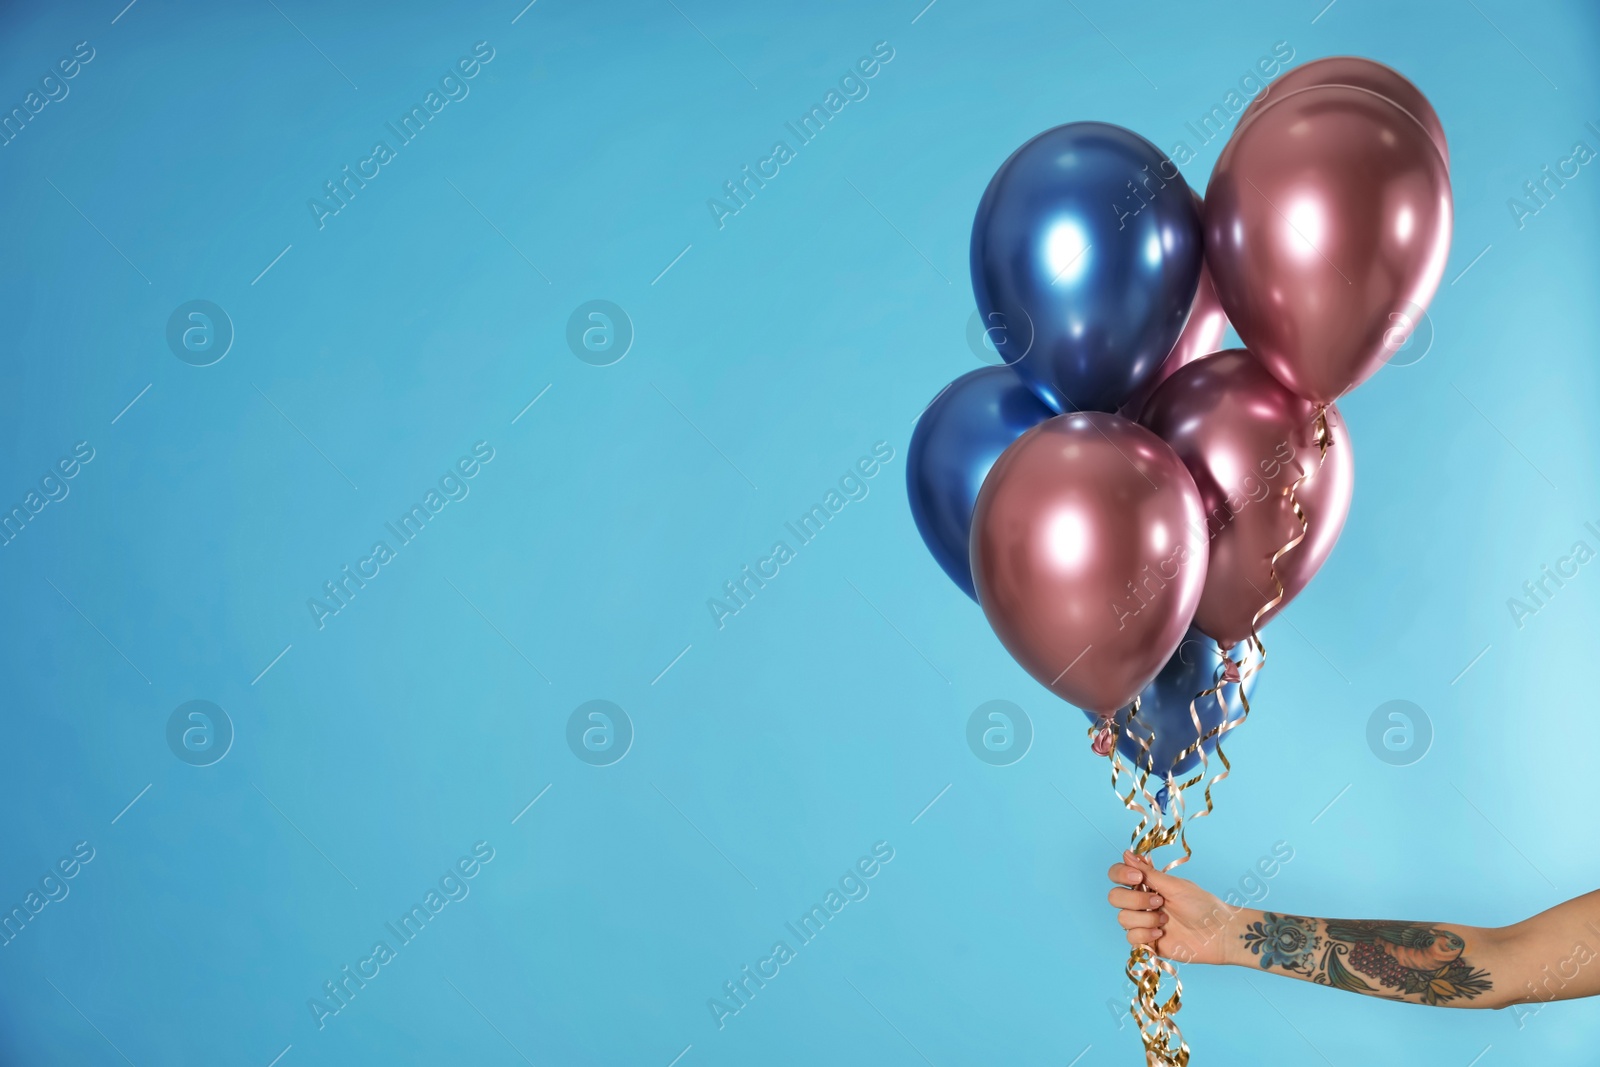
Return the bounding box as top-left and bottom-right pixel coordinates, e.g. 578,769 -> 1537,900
1098,700 -> 1191,1067
1168,405 -> 1334,855
1096,408 -> 1334,1066
1243,404 -> 1332,658
1165,645 -> 1250,869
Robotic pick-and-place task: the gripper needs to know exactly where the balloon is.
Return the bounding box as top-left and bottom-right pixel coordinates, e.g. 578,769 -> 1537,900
971,412 -> 1208,716
1084,627 -> 1257,779
970,122 -> 1204,414
1205,85 -> 1452,405
1240,56 -> 1449,170
1119,195 -> 1229,420
1139,351 -> 1354,647
907,366 -> 1057,599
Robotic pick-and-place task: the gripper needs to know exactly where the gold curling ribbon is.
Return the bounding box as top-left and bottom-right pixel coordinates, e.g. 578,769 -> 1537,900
1104,699 -> 1190,1066
1103,408 -> 1334,1066
1166,643 -> 1250,869
1169,405 -> 1333,856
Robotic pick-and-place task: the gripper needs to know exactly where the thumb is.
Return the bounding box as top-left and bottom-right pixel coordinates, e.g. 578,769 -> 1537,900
1123,851 -> 1181,895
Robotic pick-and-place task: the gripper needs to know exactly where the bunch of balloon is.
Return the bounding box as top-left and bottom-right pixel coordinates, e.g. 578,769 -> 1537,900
906,59 -> 1450,1066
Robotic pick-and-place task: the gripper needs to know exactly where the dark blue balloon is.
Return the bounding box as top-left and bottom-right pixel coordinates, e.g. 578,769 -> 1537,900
907,366 -> 1056,599
1083,628 -> 1256,779
971,122 -> 1203,413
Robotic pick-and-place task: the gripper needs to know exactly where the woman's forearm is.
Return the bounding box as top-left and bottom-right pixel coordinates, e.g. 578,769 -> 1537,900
1220,892 -> 1600,1010
1219,909 -> 1502,1006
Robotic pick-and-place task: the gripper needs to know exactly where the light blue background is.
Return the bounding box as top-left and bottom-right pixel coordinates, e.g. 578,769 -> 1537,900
1,0 -> 1597,1063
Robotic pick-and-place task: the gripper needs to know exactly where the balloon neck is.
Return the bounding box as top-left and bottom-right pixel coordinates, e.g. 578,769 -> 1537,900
1089,720 -> 1117,757
1312,404 -> 1332,460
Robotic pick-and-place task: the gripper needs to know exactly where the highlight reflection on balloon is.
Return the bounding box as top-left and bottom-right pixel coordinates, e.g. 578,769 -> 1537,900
1205,85 -> 1452,404
971,122 -> 1204,414
971,412 -> 1208,715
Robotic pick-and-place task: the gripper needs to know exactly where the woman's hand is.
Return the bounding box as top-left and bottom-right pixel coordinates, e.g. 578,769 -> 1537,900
1106,850 -> 1250,966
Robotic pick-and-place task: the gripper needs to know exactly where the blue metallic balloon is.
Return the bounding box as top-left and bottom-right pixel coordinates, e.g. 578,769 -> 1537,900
1082,627 -> 1256,779
907,366 -> 1056,599
971,122 -> 1204,413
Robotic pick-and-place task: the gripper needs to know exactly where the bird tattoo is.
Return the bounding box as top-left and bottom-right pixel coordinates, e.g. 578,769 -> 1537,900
1324,920 -> 1467,972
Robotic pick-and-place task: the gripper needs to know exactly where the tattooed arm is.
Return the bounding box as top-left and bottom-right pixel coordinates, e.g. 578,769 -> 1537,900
1231,913 -> 1496,1006
1107,850 -> 1600,1011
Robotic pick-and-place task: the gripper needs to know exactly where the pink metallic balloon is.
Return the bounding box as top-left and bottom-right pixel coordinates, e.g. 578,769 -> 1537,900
1206,84 -> 1452,405
1140,350 -> 1354,648
1120,256 -> 1229,420
971,412 -> 1208,716
1240,56 -> 1449,171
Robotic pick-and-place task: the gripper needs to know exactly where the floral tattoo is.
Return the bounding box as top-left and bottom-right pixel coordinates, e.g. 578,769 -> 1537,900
1241,914 -> 1493,1006
1242,913 -> 1318,973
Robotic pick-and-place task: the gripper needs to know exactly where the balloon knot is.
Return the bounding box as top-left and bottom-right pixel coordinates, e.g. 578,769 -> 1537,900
1090,720 -> 1117,757
1220,658 -> 1242,685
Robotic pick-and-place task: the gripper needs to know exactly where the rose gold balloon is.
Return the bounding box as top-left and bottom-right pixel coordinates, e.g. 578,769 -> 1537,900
1240,56 -> 1449,170
1206,84 -> 1452,405
1120,257 -> 1229,420
971,412 -> 1208,715
1139,351 -> 1354,647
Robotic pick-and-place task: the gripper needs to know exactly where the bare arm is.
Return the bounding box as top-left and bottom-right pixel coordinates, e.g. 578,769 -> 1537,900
1107,850 -> 1600,1011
